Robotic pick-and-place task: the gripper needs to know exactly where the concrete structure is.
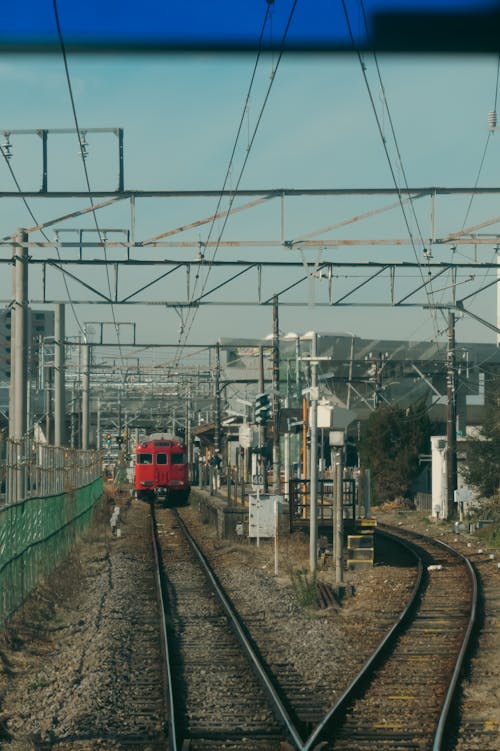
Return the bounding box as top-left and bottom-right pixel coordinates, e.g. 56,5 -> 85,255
0,308 -> 54,381
431,435 -> 476,520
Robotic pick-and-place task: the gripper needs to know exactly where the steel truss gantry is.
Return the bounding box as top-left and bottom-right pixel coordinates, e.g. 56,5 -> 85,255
1,185 -> 499,332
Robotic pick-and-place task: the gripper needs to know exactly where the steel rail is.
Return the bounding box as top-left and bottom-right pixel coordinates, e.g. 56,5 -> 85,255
304,526 -> 477,750
150,509 -> 178,751
172,508 -> 304,750
302,529 -> 424,751
378,524 -> 478,751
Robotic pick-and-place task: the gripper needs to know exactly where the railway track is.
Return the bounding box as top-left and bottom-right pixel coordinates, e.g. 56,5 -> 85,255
303,523 -> 478,751
153,506 -> 301,751
153,509 -> 477,751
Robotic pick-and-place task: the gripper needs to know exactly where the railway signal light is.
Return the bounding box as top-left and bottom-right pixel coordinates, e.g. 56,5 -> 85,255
105,433 -> 112,446
255,393 -> 271,425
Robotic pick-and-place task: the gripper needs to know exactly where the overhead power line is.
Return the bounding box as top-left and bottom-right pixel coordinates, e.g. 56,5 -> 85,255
343,0 -> 441,339
52,0 -> 126,363
0,137 -> 86,339
174,0 -> 298,364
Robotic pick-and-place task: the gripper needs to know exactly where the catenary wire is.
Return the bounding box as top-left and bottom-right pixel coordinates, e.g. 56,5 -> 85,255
0,143 -> 86,340
175,0 -> 298,363
52,0 -> 126,367
454,54 -> 500,311
345,0 -> 441,338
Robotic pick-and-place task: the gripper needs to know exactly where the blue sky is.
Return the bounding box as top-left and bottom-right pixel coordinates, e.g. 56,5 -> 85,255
1,41 -> 500,352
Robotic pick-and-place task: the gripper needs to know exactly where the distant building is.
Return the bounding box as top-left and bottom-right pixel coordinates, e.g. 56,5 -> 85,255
0,308 -> 55,381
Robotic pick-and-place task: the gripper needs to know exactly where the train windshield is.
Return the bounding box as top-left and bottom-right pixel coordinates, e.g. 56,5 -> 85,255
171,453 -> 186,465
137,453 -> 153,464
156,453 -> 167,464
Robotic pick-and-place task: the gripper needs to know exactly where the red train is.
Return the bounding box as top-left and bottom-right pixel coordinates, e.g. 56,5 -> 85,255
134,433 -> 190,504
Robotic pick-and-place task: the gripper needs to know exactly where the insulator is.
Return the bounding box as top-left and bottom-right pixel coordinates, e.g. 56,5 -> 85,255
2,134 -> 12,160
488,110 -> 497,129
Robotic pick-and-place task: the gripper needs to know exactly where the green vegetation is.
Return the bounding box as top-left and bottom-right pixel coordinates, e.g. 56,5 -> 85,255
462,376 -> 500,500
290,568 -> 317,609
359,400 -> 432,503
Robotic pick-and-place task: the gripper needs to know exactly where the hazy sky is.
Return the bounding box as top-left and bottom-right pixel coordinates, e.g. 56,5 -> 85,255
1,21 -> 500,358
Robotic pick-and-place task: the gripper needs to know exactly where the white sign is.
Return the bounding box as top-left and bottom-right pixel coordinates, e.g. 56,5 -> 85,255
251,473 -> 265,490
239,423 -> 256,449
249,494 -> 281,538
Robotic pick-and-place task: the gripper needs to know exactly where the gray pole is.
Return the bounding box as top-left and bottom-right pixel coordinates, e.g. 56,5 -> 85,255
335,447 -> 344,586
54,303 -> 66,446
257,345 -> 268,492
309,332 -> 318,574
214,342 -> 221,455
8,230 -> 29,502
70,383 -> 76,449
96,396 -> 101,450
186,385 -> 192,476
12,229 -> 29,441
446,311 -> 457,517
45,366 -> 52,445
81,340 -> 90,450
272,296 -> 281,495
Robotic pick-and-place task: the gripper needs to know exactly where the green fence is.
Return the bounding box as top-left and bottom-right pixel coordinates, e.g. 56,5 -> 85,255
0,476 -> 103,628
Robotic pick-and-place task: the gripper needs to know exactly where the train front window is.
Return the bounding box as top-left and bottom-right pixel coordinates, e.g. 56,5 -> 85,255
156,453 -> 168,465
171,453 -> 186,464
137,453 -> 153,464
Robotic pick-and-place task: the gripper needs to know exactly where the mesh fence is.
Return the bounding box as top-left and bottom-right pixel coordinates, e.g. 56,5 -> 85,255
3,437 -> 102,504
0,471 -> 103,628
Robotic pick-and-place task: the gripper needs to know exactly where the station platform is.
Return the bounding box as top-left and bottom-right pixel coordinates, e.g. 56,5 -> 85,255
189,482 -> 375,569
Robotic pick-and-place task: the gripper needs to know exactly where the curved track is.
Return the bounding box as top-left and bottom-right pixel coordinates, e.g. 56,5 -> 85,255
304,524 -> 478,751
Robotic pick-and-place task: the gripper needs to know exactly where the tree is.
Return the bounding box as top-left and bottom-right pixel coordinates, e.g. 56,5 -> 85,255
359,401 -> 432,503
462,376 -> 500,499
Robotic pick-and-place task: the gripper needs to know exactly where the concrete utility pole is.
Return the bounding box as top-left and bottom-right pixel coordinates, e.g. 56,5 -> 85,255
9,229 -> 29,503
214,342 -> 221,455
309,332 -> 318,574
272,296 -> 281,495
334,445 -> 344,586
81,339 -> 90,450
54,303 -> 66,446
446,311 -> 457,516
257,345 -> 268,492
11,230 -> 29,441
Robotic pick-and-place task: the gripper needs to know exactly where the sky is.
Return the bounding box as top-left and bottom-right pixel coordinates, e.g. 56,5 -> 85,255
1,3 -> 500,365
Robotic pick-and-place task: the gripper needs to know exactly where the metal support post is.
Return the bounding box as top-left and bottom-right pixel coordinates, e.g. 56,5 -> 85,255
81,340 -> 90,450
272,296 -> 281,495
258,345 -> 268,492
335,448 -> 344,586
45,366 -> 52,445
284,397 -> 290,502
309,332 -> 318,575
214,342 -> 221,455
54,303 -> 66,446
96,397 -> 101,450
446,311 -> 457,517
9,229 -> 29,502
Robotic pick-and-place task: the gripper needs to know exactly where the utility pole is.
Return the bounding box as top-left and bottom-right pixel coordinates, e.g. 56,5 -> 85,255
446,311 -> 457,517
81,339 -> 90,450
309,332 -> 318,574
257,345 -> 268,492
334,444 -> 344,586
214,342 -> 221,455
54,303 -> 66,446
9,229 -> 29,503
272,296 -> 281,495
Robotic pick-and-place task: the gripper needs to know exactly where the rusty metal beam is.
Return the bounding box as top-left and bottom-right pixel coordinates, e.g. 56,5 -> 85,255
139,196 -> 273,245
